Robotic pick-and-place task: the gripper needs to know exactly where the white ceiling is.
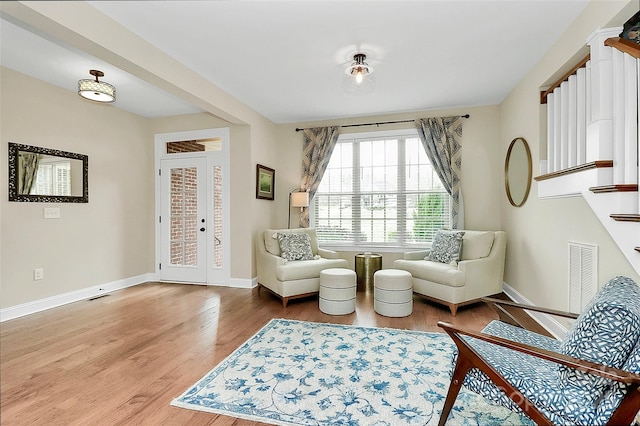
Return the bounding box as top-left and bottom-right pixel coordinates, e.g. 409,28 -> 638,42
1,1 -> 590,123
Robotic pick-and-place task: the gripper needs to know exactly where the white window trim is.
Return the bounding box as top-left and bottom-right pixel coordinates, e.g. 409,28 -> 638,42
311,127 -> 451,251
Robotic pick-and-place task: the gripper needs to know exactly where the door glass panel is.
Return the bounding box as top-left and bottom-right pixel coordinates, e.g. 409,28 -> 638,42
213,165 -> 223,268
166,138 -> 222,154
170,167 -> 198,266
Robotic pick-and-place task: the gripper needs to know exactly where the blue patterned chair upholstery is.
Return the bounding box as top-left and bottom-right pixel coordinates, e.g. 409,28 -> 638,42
437,276 -> 640,426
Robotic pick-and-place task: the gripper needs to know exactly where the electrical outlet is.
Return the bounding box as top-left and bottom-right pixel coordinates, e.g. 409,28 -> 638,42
34,268 -> 44,281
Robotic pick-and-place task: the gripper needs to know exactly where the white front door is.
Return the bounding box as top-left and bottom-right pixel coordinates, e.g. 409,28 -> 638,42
159,157 -> 208,283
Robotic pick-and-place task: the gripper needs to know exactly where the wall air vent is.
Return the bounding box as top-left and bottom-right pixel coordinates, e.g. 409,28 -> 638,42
568,241 -> 598,313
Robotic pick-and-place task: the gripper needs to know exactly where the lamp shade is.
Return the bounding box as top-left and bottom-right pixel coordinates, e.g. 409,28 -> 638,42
78,70 -> 116,103
291,191 -> 309,208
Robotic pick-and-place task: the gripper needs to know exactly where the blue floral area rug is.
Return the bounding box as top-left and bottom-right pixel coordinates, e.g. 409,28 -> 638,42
171,319 -> 531,425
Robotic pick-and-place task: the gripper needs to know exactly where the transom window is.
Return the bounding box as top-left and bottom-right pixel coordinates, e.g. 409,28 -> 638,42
312,129 -> 451,248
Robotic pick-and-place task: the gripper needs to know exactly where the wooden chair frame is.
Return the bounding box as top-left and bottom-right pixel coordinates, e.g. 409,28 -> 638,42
437,298 -> 640,426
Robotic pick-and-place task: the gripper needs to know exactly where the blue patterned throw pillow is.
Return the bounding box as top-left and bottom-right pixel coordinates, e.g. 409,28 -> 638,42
429,230 -> 465,264
277,232 -> 315,261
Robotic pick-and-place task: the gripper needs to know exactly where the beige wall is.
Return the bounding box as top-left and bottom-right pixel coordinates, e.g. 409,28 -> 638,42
1,0 -> 281,289
249,121 -> 281,278
275,105 -> 503,234
0,67 -> 279,309
1,67 -> 154,308
499,0 -> 640,311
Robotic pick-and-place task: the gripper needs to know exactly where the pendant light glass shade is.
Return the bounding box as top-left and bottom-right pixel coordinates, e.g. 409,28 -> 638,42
78,70 -> 116,103
345,54 -> 373,84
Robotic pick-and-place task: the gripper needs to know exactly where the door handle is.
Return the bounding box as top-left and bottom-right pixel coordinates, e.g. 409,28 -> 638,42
200,227 -> 206,232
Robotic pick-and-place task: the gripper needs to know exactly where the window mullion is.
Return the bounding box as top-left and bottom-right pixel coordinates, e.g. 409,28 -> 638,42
352,141 -> 361,244
398,136 -> 406,245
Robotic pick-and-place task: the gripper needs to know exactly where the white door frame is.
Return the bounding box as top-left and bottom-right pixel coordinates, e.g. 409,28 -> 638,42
154,128 -> 230,285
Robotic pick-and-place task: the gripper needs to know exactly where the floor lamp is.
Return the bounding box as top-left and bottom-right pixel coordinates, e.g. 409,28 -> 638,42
288,188 -> 309,228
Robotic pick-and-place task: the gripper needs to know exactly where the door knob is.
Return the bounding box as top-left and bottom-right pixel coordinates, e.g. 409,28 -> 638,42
200,227 -> 206,232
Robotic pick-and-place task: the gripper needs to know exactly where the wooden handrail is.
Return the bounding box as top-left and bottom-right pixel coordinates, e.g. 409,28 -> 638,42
540,54 -> 590,104
534,160 -> 613,181
482,297 -> 579,319
540,38 -> 639,104
611,214 -> 640,223
590,184 -> 638,193
605,37 -> 640,59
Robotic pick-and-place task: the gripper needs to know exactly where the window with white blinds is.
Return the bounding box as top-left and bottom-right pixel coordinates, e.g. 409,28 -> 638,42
313,129 -> 451,247
33,160 -> 71,196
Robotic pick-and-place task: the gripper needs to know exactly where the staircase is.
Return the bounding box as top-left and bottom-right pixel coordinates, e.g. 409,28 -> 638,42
535,27 -> 640,277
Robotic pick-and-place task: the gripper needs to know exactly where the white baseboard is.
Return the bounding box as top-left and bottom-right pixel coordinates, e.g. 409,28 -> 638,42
502,281 -> 570,340
227,277 -> 257,289
161,278 -> 256,289
0,273 -> 154,322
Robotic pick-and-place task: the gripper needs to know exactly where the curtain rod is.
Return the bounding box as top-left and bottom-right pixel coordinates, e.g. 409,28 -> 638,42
294,114 -> 470,132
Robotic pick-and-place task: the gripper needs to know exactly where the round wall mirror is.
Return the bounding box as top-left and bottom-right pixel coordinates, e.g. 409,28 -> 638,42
504,137 -> 532,207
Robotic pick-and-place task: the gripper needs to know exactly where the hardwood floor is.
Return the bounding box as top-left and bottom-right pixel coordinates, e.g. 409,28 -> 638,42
1,283 -> 544,425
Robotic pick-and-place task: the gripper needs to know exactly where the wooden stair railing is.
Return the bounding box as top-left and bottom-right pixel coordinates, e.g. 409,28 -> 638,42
537,35 -> 639,262
589,184 -> 639,193
610,214 -> 640,223
605,37 -> 640,59
540,54 -> 590,104
534,161 -> 613,181
540,38 -> 638,105
604,37 -> 639,258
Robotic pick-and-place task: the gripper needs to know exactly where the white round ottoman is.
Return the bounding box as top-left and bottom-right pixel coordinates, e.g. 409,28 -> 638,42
374,269 -> 413,317
319,268 -> 357,315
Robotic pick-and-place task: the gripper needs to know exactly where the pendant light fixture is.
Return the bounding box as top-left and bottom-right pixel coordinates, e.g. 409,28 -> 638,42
78,69 -> 116,103
345,53 -> 373,84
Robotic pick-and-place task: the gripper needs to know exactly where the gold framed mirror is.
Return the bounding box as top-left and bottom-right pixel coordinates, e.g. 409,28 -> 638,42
504,137 -> 532,207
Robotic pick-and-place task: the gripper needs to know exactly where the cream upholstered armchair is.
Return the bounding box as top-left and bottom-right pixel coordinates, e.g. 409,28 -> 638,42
393,230 -> 506,316
256,228 -> 348,307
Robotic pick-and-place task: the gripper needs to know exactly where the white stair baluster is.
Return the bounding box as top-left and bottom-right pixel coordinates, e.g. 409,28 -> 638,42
554,87 -> 562,172
547,92 -> 555,173
623,53 -> 638,187
577,67 -> 587,166
561,81 -> 569,169
568,74 -> 578,168
612,48 -> 625,185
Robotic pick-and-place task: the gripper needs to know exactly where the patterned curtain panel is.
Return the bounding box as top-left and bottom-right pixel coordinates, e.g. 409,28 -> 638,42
299,126 -> 341,227
415,116 -> 464,228
17,152 -> 40,195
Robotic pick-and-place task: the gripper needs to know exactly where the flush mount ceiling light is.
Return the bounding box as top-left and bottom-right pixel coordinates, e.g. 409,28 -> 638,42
78,69 -> 116,103
345,53 -> 374,84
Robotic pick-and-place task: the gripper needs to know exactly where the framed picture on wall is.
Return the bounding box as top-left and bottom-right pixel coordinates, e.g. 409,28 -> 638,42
256,164 -> 275,200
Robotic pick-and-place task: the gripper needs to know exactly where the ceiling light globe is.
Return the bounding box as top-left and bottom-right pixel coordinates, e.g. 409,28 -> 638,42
345,54 -> 373,85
